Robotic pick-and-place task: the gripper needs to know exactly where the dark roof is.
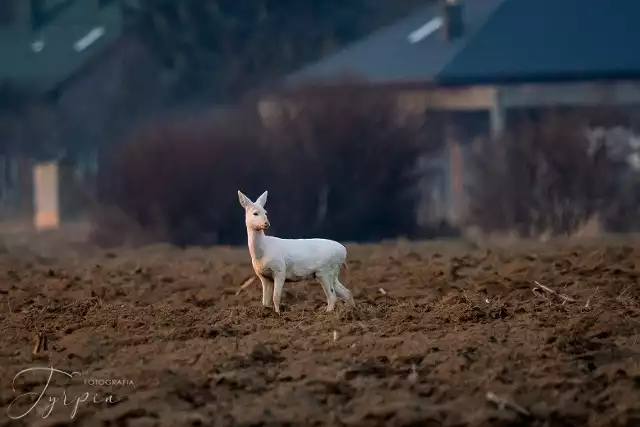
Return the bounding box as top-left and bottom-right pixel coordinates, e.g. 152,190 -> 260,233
439,0 -> 640,84
286,0 -> 504,85
286,0 -> 640,86
0,1 -> 123,94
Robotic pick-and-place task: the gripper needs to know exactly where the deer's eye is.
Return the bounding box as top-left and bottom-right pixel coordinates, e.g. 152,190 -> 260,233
253,212 -> 259,216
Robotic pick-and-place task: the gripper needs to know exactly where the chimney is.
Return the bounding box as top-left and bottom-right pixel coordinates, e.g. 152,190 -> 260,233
442,0 -> 464,40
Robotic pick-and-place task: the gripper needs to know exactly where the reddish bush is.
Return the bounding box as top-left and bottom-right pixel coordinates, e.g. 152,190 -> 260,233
95,83 -> 428,246
95,108 -> 266,246
260,83 -> 426,241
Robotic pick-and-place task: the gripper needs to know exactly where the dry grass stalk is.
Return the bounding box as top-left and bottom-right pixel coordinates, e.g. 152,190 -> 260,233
236,275 -> 257,295
584,286 -> 600,309
408,363 -> 419,383
532,281 -> 577,305
617,284 -> 632,300
32,332 -> 47,356
486,391 -> 530,416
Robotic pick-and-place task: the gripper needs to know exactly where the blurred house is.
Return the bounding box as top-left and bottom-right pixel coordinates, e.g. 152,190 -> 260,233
0,0 -> 124,94
0,0 -> 161,223
260,0 -> 640,225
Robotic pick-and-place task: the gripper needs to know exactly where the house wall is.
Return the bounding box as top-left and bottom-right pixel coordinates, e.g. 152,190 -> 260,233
412,110 -> 490,226
0,34 -> 167,225
395,86 -> 498,225
56,35 -> 167,164
257,85 -> 498,125
396,86 -> 496,115
257,99 -> 301,126
0,155 -> 33,219
0,90 -> 60,220
501,81 -> 640,108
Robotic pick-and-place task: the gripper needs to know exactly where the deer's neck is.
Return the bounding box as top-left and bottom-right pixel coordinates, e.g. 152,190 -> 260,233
247,228 -> 267,260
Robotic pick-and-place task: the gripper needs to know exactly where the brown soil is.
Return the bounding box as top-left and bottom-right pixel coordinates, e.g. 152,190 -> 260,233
1,238 -> 639,427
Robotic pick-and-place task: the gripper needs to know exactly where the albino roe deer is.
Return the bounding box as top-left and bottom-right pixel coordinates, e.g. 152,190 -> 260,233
238,190 -> 356,314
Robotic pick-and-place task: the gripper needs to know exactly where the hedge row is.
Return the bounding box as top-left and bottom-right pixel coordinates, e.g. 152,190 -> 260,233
94,85 -> 426,246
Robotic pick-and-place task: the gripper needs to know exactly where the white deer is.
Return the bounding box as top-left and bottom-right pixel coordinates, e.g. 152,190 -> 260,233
238,190 -> 356,314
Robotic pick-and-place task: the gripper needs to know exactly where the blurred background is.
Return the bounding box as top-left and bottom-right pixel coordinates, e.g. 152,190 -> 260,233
1,0 -> 640,249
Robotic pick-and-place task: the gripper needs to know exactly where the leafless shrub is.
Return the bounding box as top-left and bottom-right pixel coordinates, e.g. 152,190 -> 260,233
261,81 -> 427,241
95,107 -> 265,246
94,80 -> 430,246
466,109 -> 630,237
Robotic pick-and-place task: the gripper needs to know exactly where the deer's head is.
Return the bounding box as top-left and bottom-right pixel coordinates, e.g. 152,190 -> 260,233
238,190 -> 270,231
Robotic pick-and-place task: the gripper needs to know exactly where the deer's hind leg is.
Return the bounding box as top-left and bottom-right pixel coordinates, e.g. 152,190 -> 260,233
315,270 -> 338,312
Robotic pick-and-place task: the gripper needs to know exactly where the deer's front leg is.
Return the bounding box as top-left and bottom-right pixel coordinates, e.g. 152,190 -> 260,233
257,274 -> 273,307
272,273 -> 286,314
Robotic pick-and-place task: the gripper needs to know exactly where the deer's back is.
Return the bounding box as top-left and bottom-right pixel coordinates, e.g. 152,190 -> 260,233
266,236 -> 346,276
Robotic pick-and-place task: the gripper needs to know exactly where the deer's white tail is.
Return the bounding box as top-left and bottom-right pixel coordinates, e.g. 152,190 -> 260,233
339,262 -> 349,283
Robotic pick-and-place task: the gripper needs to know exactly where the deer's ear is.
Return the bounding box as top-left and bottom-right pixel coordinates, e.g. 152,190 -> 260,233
238,190 -> 252,209
255,191 -> 268,207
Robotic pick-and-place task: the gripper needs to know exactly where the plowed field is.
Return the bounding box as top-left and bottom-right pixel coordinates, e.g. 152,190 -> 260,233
1,238 -> 639,426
